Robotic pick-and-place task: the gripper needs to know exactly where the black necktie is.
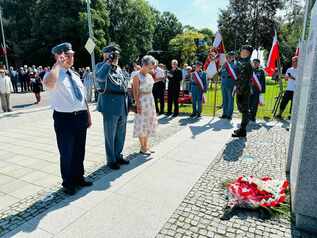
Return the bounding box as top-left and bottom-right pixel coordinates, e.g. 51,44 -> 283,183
66,70 -> 83,101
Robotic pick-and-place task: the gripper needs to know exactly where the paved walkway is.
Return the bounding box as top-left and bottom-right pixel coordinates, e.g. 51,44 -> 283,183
0,92 -> 49,113
0,107 -> 314,238
157,122 -> 315,238
0,108 -> 238,237
0,105 -> 190,225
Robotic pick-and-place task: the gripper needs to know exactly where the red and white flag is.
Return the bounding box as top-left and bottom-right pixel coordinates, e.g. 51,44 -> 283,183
252,72 -> 262,92
224,62 -> 237,81
265,31 -> 280,76
213,31 -> 226,66
205,31 -> 226,79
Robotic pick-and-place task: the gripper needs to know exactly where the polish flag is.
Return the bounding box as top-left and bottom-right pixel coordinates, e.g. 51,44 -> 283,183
213,31 -> 226,65
265,31 -> 280,76
252,72 -> 262,92
204,31 -> 226,79
224,62 -> 237,81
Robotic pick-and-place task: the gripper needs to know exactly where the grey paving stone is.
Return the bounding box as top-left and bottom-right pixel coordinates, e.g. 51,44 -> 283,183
0,111 -> 190,237
156,125 -> 316,238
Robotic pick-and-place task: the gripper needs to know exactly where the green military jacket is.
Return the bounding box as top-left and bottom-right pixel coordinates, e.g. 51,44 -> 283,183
235,57 -> 253,96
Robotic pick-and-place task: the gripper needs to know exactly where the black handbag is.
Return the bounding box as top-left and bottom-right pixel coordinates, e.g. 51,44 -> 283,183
128,91 -> 137,113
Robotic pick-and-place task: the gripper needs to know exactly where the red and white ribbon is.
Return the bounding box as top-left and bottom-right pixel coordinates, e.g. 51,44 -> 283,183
251,72 -> 262,92
224,62 -> 237,81
193,72 -> 205,92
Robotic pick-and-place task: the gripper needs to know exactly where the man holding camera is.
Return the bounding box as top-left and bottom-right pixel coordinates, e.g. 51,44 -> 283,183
96,43 -> 130,170
276,56 -> 298,120
44,42 -> 93,196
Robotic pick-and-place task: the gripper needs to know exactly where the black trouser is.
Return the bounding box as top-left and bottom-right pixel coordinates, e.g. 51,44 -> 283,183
20,80 -> 27,92
53,110 -> 88,188
167,88 -> 180,115
11,80 -> 18,93
237,94 -> 250,131
249,93 -> 259,121
153,82 -> 165,114
279,90 -> 294,114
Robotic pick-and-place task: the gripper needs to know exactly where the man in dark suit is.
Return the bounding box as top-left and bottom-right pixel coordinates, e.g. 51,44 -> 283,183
167,59 -> 182,117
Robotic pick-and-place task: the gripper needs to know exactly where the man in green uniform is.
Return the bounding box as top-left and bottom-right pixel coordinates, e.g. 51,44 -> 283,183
232,45 -> 253,138
249,59 -> 266,122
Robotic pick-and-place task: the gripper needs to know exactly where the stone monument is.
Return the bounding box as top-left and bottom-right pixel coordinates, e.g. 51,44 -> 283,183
289,1 -> 317,233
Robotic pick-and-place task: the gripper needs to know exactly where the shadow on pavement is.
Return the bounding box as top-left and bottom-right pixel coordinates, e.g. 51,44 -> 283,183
0,153 -> 152,238
222,138 -> 246,162
12,103 -> 35,109
188,118 -> 234,138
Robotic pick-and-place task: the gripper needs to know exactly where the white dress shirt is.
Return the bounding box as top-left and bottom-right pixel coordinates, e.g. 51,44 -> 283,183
45,68 -> 87,112
285,67 -> 298,92
0,75 -> 13,94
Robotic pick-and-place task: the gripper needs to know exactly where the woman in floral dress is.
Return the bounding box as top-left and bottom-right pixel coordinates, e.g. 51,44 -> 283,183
132,55 -> 158,155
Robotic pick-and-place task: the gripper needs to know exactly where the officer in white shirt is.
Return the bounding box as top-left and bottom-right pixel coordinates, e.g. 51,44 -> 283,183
276,56 -> 298,119
0,66 -> 13,112
44,42 -> 93,196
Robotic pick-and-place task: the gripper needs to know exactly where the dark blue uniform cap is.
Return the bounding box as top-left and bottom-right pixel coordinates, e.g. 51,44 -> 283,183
227,51 -> 236,56
196,61 -> 203,66
51,42 -> 74,55
241,45 -> 253,53
102,43 -> 121,53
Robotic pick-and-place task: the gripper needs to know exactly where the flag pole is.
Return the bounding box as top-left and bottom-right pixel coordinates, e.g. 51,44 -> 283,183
213,74 -> 218,118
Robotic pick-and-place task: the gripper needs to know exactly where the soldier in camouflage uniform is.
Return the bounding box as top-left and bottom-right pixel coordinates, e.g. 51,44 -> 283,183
232,45 -> 253,138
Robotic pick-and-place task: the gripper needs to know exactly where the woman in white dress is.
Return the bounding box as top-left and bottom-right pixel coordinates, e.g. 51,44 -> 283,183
132,55 -> 158,155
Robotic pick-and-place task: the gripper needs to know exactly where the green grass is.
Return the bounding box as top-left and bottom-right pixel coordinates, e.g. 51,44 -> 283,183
178,80 -> 292,120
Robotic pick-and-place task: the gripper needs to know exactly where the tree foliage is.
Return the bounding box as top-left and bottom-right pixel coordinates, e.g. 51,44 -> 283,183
169,31 -> 211,65
278,0 -> 304,67
218,0 -> 283,52
1,0 -> 177,67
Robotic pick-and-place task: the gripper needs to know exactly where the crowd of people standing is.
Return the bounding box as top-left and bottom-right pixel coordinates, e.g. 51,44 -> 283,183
28,40 -> 298,196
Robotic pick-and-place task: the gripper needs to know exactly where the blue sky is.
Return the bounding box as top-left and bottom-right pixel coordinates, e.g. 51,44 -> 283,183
147,0 -> 230,32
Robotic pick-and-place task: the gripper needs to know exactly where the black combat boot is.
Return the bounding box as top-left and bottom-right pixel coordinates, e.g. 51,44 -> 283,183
232,128 -> 246,138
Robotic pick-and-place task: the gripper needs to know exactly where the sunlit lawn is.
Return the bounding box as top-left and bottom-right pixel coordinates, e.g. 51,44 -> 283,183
178,80 -> 292,120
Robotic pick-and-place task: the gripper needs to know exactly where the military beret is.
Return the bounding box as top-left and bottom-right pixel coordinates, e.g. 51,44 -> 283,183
102,42 -> 121,53
51,42 -> 74,55
253,58 -> 261,63
241,45 -> 253,53
227,51 -> 236,56
196,61 -> 203,66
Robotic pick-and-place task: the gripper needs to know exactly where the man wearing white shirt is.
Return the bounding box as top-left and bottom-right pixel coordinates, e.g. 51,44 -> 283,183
44,42 -> 93,196
0,66 -> 13,112
276,56 -> 298,119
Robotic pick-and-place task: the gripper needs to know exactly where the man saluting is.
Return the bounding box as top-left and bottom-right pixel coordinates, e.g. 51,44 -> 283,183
44,42 -> 93,196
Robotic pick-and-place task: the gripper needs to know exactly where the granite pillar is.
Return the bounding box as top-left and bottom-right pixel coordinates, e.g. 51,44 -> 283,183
289,1 -> 317,233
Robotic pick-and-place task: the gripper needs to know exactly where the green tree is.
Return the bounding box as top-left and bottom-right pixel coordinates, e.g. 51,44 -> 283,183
0,0 -> 37,66
152,11 -> 183,51
218,0 -> 283,52
107,0 -> 156,65
79,0 -> 110,65
169,31 -> 207,65
1,0 -> 109,67
278,0 -> 304,67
